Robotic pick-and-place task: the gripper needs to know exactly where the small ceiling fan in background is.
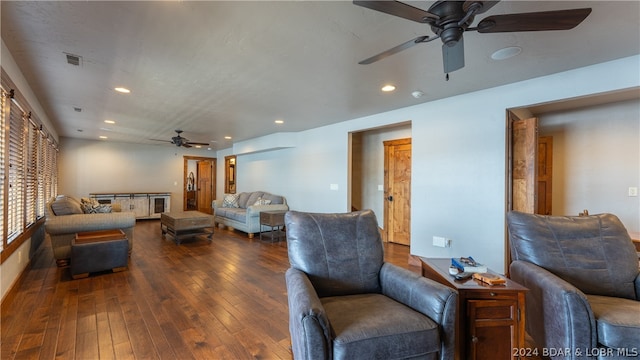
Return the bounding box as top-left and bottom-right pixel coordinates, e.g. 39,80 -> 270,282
354,1 -> 592,74
151,130 -> 210,148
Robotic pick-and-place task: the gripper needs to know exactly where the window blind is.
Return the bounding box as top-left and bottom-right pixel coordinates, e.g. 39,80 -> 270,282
7,97 -> 27,242
0,90 -> 6,249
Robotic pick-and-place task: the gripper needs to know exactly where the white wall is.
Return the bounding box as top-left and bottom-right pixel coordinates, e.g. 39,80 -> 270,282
232,55 -> 639,272
58,138 -> 216,211
1,40 -> 58,141
540,99 -> 640,231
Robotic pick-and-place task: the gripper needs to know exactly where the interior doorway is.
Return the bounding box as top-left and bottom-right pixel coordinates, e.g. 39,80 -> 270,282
183,156 -> 216,214
349,122 -> 412,243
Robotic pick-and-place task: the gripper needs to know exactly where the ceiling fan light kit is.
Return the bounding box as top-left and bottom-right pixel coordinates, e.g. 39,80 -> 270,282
354,1 -> 592,74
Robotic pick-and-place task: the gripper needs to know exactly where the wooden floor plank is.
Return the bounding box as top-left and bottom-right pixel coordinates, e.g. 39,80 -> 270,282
2,219 -> 420,360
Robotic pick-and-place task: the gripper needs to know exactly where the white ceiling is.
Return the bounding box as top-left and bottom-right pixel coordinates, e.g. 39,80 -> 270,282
2,1 -> 639,149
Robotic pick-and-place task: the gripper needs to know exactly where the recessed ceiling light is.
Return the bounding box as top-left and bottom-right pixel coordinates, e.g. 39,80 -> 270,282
491,46 -> 522,61
275,119 -> 284,124
99,135 -> 108,139
381,84 -> 396,92
114,87 -> 131,94
224,136 -> 232,140
104,120 -> 115,124
195,145 -> 201,148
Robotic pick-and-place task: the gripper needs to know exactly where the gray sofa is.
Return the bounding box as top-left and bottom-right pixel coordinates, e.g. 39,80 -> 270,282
507,211 -> 640,360
285,210 -> 457,360
45,196 -> 135,267
212,191 -> 288,238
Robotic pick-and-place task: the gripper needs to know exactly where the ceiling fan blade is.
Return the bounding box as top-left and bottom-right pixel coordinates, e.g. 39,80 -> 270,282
442,38 -> 465,73
477,8 -> 592,33
463,1 -> 500,15
187,142 -> 210,146
353,1 -> 438,23
150,139 -> 172,143
182,143 -> 192,148
359,35 -> 436,64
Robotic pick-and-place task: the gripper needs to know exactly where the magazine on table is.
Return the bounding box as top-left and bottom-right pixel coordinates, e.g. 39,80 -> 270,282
451,256 -> 488,273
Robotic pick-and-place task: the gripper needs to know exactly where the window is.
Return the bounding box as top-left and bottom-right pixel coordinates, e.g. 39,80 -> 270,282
1,72 -> 58,258
0,90 -> 6,251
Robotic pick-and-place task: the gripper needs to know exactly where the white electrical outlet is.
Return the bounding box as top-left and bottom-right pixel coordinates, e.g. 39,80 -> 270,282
378,185 -> 384,191
629,187 -> 638,197
330,184 -> 339,191
433,236 -> 446,248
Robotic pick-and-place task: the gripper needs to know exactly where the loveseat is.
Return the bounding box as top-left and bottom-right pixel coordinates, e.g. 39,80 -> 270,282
507,211 -> 640,360
212,191 -> 288,238
45,195 -> 136,267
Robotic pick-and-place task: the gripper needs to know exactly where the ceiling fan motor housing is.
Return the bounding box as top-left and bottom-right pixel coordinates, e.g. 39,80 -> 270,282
428,1 -> 475,46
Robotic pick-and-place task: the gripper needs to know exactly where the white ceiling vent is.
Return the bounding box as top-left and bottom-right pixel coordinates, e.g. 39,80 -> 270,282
65,53 -> 82,66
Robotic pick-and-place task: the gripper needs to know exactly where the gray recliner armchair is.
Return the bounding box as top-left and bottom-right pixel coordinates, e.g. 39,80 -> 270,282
506,211 -> 640,360
284,210 -> 457,360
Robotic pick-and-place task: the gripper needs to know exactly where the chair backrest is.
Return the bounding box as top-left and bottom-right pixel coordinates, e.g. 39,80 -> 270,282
285,210 -> 383,297
507,211 -> 638,299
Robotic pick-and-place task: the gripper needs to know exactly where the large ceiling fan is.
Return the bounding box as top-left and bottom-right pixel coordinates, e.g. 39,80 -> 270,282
151,130 -> 210,148
354,1 -> 592,74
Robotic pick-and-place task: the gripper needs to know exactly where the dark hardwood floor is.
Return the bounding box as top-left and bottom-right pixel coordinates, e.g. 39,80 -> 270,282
1,220 -> 418,360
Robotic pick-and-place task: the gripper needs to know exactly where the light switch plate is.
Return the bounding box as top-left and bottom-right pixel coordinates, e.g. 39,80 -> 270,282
433,236 -> 446,248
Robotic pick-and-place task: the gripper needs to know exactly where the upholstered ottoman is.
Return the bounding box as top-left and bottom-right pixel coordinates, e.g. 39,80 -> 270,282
71,229 -> 129,279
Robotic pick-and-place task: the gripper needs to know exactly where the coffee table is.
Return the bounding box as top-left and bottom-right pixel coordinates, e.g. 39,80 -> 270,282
71,229 -> 129,279
161,211 -> 214,244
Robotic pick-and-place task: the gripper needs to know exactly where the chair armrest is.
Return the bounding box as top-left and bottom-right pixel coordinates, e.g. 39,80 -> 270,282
380,262 -> 457,360
212,199 -> 223,210
285,268 -> 331,360
45,212 -> 136,234
510,260 -> 597,357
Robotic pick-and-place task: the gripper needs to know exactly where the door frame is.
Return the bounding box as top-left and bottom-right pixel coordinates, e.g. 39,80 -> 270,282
183,155 -> 217,211
505,110 -> 538,269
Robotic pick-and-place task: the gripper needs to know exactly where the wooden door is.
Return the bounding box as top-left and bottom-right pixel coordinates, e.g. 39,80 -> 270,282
511,117 -> 538,213
197,160 -> 213,214
384,138 -> 411,245
536,136 -> 553,215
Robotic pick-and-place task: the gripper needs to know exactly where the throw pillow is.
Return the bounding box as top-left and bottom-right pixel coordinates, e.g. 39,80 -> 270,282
80,197 -> 98,206
82,203 -> 113,214
253,197 -> 272,206
50,196 -> 84,216
222,194 -> 240,208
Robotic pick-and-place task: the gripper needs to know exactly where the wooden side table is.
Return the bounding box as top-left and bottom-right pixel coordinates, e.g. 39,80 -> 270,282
420,258 -> 528,360
259,210 -> 287,241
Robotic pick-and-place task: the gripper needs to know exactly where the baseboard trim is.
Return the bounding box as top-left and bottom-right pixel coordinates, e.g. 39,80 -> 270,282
408,254 -> 421,267
1,258 -> 32,316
